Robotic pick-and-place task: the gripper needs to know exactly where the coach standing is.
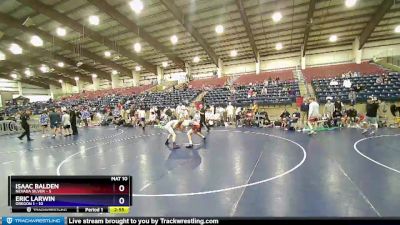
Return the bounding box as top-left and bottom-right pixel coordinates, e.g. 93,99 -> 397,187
18,109 -> 33,141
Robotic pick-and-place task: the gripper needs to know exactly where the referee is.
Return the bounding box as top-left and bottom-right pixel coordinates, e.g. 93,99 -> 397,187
200,104 -> 210,132
18,110 -> 33,141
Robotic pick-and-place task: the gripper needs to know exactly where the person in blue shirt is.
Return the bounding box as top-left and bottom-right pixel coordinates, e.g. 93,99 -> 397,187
81,109 -> 90,127
39,110 -> 49,137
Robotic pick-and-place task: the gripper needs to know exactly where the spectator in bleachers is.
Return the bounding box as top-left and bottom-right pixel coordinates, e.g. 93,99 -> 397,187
382,73 -> 389,84
376,76 -> 383,84
353,84 -> 363,93
349,90 -> 357,106
261,86 -> 268,95
343,78 -> 352,88
329,78 -> 339,86
282,85 -> 288,93
247,88 -> 254,99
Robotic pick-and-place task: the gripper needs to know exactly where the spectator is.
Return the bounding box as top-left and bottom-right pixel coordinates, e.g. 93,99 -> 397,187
349,90 -> 357,106
308,97 -> 320,135
329,79 -> 338,86
324,98 -> 335,119
376,76 -> 383,84
300,98 -> 309,126
226,102 -> 234,123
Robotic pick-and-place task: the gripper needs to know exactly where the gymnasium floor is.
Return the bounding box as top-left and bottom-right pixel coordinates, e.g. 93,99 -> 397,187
0,126 -> 399,217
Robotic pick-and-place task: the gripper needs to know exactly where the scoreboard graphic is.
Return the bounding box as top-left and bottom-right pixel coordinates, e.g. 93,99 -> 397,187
8,176 -> 132,213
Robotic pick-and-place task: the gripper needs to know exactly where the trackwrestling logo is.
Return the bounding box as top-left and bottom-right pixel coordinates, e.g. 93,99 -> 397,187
2,216 -> 64,225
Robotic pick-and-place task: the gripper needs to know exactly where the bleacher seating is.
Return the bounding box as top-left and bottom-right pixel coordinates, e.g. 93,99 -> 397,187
188,77 -> 229,89
204,81 -> 300,107
204,88 -> 232,106
234,70 -> 294,86
302,62 -> 386,83
63,85 -> 154,101
131,89 -> 201,109
313,73 -> 400,103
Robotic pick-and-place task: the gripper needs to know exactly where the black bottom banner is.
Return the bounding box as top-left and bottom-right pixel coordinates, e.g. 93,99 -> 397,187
66,217 -> 400,225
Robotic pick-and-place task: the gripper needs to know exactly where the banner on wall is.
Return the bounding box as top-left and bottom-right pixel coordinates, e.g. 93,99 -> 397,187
166,72 -> 187,84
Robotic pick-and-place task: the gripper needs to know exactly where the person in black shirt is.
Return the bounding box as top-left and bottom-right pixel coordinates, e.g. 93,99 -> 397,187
345,106 -> 358,127
334,99 -> 343,112
331,110 -> 342,127
200,105 -> 210,132
362,97 -> 380,135
300,99 -> 309,127
18,110 -> 33,141
280,109 -> 290,129
70,107 -> 78,135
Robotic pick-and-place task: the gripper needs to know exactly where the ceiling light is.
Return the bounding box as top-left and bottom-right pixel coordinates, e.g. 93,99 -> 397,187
112,70 -> 118,75
10,73 -> 18,79
74,76 -> 79,81
88,15 -> 100,26
162,61 -> 168,68
230,50 -> 237,57
272,12 -> 282,22
135,65 -> 141,71
104,51 -> 111,57
9,43 -> 23,55
129,0 -> 144,14
193,56 -> 200,63
395,25 -> 400,33
0,51 -> 5,60
275,43 -> 283,50
134,42 -> 141,53
24,68 -> 32,77
170,35 -> 178,45
215,25 -> 224,34
92,73 -> 97,78
329,34 -> 338,42
57,62 -> 64,67
30,35 -> 43,47
58,79 -> 63,83
39,64 -> 49,73
56,27 -> 66,36
345,0 -> 357,8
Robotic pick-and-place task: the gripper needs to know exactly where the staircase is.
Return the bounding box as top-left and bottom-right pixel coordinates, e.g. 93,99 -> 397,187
375,58 -> 400,72
293,68 -> 313,98
189,91 -> 208,107
147,80 -> 177,92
